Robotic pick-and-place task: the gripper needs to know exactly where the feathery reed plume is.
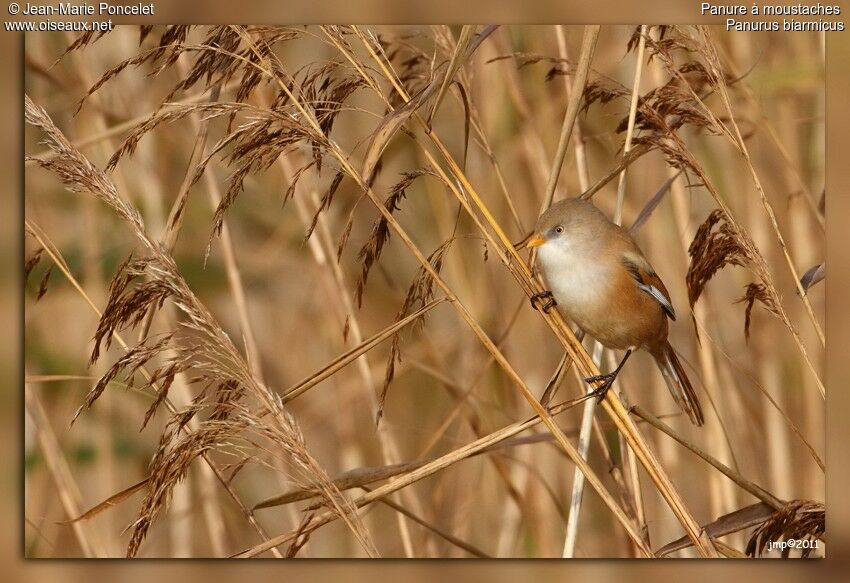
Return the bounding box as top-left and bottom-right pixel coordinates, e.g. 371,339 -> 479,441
378,238 -> 453,423
26,94 -> 376,557
737,283 -> 781,342
354,169 -> 438,307
746,500 -> 824,558
24,246 -> 44,280
686,209 -> 751,309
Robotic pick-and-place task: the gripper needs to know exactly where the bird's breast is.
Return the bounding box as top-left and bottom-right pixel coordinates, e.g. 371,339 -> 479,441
537,244 -> 611,323
536,241 -> 666,350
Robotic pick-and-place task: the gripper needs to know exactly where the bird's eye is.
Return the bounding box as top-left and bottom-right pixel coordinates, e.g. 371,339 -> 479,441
554,226 -> 564,234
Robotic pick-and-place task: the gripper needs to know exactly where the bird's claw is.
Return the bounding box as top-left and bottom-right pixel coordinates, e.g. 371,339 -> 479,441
530,290 -> 557,313
584,372 -> 610,384
584,349 -> 632,404
584,372 -> 617,403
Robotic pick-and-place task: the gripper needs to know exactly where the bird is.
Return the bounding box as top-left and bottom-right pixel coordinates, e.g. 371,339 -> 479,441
526,197 -> 703,426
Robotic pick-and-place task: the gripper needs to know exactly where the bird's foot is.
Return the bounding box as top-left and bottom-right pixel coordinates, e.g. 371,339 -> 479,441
584,371 -> 618,403
584,349 -> 631,404
530,290 -> 557,313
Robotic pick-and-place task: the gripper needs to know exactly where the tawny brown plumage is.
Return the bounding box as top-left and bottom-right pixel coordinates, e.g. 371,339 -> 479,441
528,198 -> 703,426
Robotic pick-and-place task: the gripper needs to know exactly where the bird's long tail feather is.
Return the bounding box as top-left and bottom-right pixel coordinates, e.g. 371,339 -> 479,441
653,342 -> 703,426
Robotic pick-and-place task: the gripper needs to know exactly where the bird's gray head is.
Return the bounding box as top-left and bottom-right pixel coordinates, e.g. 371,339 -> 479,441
526,198 -> 608,252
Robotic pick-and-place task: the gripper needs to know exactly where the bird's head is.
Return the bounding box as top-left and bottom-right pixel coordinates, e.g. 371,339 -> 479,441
526,198 -> 603,252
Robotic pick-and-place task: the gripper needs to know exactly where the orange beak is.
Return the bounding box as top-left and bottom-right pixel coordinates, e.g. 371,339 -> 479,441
526,234 -> 546,249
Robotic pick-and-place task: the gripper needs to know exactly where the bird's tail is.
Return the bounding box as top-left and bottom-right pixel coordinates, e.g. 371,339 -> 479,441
652,342 -> 704,426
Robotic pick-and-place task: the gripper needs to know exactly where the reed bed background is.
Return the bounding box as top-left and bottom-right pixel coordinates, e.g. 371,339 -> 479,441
24,25 -> 825,558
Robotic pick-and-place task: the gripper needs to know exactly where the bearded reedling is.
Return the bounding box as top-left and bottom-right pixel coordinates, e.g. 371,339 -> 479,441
527,198 -> 703,426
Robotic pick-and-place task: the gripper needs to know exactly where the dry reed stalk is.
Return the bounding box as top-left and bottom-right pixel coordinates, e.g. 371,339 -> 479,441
254,412 -> 677,512
235,389 -> 616,557
61,32 -> 135,556
614,25 -> 647,225
554,25 -> 590,193
25,79 -> 242,165
683,149 -> 823,398
25,383 -> 105,557
632,406 -> 783,510
539,26 -> 600,215
561,343 -> 605,558
490,31 -> 551,195
637,407 -> 821,556
114,49 -> 251,553
407,328 -> 543,550
762,363 -> 794,500
413,332 -> 543,555
171,50 -> 266,380
672,176 -> 739,518
56,36 -> 169,557
282,298 -> 446,402
773,77 -> 824,502
694,317 -> 824,472
566,25 -> 650,559
644,162 -> 824,470
359,485 -> 491,558
429,26 -> 524,232
619,39 -> 825,401
711,38 -> 824,230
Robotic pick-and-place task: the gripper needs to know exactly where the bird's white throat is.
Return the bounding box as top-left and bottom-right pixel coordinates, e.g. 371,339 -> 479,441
536,238 -> 611,316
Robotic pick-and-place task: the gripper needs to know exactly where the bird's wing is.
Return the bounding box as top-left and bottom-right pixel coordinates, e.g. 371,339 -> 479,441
621,253 -> 676,321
